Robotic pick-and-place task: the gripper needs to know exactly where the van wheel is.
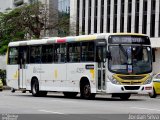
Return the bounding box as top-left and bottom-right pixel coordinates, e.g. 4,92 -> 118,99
149,88 -> 157,98
80,82 -> 95,99
119,93 -> 131,100
63,92 -> 78,98
31,79 -> 40,97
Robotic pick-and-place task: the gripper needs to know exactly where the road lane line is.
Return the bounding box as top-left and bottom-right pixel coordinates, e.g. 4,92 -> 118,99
50,100 -> 77,103
39,109 -> 65,114
131,107 -> 160,112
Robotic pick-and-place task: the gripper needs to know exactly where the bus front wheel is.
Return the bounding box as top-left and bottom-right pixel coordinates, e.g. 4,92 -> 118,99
80,82 -> 95,99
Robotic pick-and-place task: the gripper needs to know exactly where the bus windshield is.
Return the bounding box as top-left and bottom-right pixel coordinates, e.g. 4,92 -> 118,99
108,45 -> 152,74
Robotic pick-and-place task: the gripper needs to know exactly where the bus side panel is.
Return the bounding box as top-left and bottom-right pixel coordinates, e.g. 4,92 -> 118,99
6,65 -> 19,89
25,64 -> 41,90
40,64 -> 67,91
66,63 -> 96,93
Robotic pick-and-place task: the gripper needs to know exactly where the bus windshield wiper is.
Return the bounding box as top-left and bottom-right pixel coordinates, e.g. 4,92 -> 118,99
119,44 -> 128,58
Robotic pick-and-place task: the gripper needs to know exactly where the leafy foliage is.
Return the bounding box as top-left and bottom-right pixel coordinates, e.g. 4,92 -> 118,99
0,2 -> 71,55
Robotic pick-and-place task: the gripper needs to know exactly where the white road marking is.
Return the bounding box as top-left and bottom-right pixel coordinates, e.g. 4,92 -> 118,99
50,99 -> 77,103
131,107 -> 160,112
39,109 -> 65,114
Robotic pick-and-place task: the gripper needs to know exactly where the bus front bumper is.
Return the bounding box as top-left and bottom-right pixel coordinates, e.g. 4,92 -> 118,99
106,81 -> 153,94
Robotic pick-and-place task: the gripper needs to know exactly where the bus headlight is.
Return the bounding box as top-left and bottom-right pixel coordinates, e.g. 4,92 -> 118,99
144,76 -> 152,84
108,76 -> 120,85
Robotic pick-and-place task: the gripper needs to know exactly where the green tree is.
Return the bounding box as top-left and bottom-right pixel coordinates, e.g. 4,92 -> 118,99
0,2 -> 47,54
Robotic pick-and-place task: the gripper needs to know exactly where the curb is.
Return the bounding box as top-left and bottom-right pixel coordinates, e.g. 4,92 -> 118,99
3,86 -> 11,90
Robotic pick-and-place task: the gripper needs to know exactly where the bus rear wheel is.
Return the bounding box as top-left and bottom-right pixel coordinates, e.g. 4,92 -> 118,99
119,93 -> 131,100
80,82 -> 95,99
31,79 -> 40,97
63,92 -> 78,98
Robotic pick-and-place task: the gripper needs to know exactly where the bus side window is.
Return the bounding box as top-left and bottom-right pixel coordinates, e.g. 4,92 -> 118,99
42,45 -> 53,63
29,46 -> 41,63
8,47 -> 18,65
68,43 -> 80,62
54,44 -> 66,63
81,42 -> 94,62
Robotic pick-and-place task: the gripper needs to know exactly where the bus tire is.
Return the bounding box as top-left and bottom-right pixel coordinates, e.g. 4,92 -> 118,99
80,82 -> 95,99
31,78 -> 40,97
11,88 -> 15,93
119,93 -> 131,100
63,92 -> 78,98
149,88 -> 157,98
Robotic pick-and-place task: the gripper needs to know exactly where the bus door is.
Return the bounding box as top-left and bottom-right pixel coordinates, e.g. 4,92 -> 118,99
19,46 -> 28,89
96,40 -> 106,91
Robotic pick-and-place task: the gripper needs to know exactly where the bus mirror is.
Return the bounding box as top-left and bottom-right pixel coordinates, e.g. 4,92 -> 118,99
106,51 -> 111,59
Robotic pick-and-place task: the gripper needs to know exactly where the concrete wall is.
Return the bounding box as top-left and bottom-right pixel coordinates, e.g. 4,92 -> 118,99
0,55 -> 6,70
153,49 -> 160,74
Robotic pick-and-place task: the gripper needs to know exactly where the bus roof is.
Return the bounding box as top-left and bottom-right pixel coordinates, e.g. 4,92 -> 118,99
8,33 -> 147,47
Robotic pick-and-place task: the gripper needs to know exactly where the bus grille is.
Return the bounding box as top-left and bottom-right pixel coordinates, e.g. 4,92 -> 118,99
124,86 -> 140,90
113,74 -> 149,85
118,76 -> 145,80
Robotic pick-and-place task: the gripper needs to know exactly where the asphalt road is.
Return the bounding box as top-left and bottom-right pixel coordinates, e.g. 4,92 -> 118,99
0,90 -> 160,120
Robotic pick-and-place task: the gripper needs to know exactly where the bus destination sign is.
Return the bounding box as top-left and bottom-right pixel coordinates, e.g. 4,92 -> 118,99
109,35 -> 150,45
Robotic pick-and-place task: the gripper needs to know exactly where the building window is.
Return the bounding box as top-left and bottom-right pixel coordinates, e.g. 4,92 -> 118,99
120,0 -> 124,32
58,0 -> 70,36
88,0 -> 92,34
82,0 -> 85,35
107,0 -> 111,33
142,0 -> 147,34
127,16 -> 131,33
100,0 -> 104,33
159,1 -> 160,37
150,0 -> 156,37
127,0 -> 132,33
76,0 -> 80,35
94,0 -> 98,33
135,0 -> 139,33
113,0 -> 117,33
29,0 -> 37,4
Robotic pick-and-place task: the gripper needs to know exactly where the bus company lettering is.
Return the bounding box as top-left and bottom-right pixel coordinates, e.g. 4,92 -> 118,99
33,67 -> 45,73
76,68 -> 85,73
71,68 -> 85,74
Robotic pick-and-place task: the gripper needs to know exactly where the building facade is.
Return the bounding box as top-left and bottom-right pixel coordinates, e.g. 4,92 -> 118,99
0,0 -> 13,12
70,0 -> 160,73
